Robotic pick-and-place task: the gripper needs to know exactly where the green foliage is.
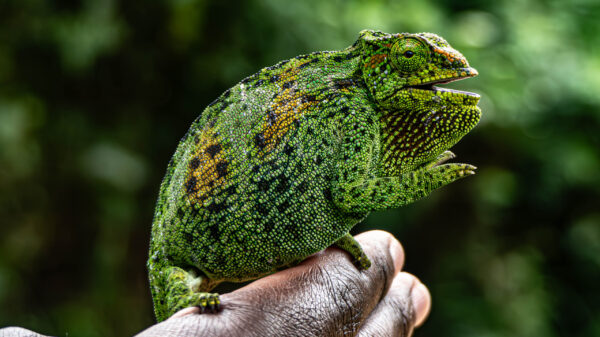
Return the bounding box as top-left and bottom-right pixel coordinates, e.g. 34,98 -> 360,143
0,0 -> 598,336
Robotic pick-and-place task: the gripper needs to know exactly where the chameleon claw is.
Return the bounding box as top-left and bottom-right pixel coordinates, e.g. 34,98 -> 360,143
426,151 -> 456,169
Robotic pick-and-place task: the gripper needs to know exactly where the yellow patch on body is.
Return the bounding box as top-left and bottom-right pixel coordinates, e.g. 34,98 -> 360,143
185,128 -> 228,203
260,67 -> 318,153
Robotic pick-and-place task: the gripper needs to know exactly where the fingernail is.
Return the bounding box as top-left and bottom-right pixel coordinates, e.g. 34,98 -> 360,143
411,282 -> 431,327
388,237 -> 405,275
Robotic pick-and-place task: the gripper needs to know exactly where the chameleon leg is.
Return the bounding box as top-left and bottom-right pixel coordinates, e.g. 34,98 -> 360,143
334,152 -> 475,213
334,233 -> 371,270
157,266 -> 220,320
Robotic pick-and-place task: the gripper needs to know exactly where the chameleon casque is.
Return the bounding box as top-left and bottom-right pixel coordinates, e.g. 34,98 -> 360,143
148,30 -> 481,321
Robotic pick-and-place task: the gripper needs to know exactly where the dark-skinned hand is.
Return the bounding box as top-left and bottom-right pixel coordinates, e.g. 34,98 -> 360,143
136,230 -> 431,337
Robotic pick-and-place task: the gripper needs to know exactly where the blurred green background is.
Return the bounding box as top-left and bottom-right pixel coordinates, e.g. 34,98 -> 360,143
1,0 -> 599,336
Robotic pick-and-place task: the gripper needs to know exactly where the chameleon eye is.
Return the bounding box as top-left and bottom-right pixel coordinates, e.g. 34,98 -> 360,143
391,38 -> 428,73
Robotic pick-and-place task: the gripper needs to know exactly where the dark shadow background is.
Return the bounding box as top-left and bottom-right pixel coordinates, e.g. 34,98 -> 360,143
1,0 -> 599,336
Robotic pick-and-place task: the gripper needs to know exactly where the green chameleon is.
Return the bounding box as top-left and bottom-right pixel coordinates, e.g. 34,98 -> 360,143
148,30 -> 481,321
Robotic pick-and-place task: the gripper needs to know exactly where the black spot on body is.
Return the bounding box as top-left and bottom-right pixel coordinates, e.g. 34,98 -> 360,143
206,144 -> 222,158
257,203 -> 269,216
184,232 -> 194,244
194,136 -> 200,144
283,144 -> 294,155
185,177 -> 197,193
207,224 -> 221,241
255,79 -> 265,86
276,174 -> 289,193
267,110 -> 277,124
315,155 -> 323,165
263,220 -> 275,232
216,161 -> 229,178
333,55 -> 343,62
189,157 -> 200,169
282,80 -> 294,89
270,75 -> 280,83
255,133 -> 266,148
258,179 -> 270,192
301,94 -> 317,103
207,201 -> 227,213
277,200 -> 290,213
297,181 -> 308,194
323,189 -> 333,201
223,89 -> 231,98
224,185 -> 236,195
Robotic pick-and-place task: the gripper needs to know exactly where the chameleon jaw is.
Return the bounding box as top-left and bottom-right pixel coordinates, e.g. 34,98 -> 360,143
406,67 -> 480,103
410,83 -> 480,98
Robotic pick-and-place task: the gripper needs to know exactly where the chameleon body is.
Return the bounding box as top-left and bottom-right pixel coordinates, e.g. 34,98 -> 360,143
148,30 -> 481,321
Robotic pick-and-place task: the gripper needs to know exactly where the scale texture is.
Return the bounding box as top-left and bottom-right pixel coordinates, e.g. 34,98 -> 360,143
148,30 -> 481,321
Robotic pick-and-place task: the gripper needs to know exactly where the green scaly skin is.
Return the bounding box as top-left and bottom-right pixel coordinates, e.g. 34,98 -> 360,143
148,30 -> 481,321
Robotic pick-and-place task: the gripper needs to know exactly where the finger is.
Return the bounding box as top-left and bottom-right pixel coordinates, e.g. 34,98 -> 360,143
413,281 -> 432,327
353,229 -> 405,275
217,230 -> 405,335
169,306 -> 200,319
356,272 -> 432,337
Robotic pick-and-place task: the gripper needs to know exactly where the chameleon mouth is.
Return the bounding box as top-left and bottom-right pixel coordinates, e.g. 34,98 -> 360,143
406,68 -> 480,104
412,83 -> 480,98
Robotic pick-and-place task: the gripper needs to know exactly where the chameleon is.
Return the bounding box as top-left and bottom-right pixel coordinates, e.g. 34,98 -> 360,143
147,29 -> 481,321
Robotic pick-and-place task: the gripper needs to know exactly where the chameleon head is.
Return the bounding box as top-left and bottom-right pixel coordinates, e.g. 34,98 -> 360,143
358,30 -> 481,174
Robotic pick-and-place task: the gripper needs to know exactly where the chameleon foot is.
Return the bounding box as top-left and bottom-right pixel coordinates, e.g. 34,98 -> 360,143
177,292 -> 221,314
196,292 -> 221,313
429,163 -> 477,185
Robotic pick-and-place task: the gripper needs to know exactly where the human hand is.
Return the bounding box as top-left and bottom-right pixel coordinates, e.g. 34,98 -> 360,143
136,230 -> 431,337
